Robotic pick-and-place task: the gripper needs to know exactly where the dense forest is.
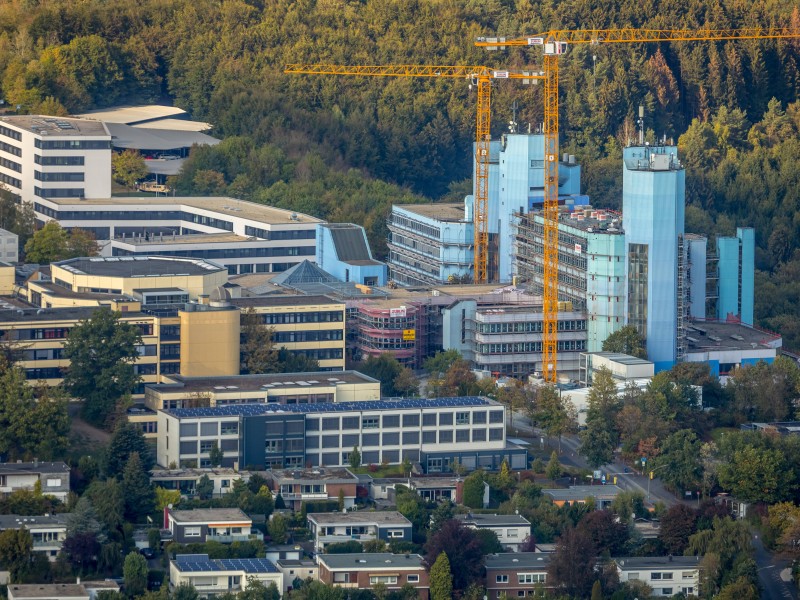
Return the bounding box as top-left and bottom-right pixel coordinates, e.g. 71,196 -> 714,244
1,0 -> 800,345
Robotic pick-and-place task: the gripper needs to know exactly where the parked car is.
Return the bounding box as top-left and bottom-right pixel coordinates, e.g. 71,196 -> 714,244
140,547 -> 156,560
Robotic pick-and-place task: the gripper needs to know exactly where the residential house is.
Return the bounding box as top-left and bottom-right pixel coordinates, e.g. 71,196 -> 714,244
276,559 -> 318,592
615,556 -> 701,597
265,545 -> 304,563
541,485 -> 623,509
454,513 -> 531,552
306,511 -> 412,553
150,468 -> 250,498
369,477 -> 466,505
0,462 -> 70,501
317,553 -> 429,599
0,514 -> 69,561
485,553 -> 551,599
169,554 -> 281,597
266,467 -> 358,511
165,508 -> 256,544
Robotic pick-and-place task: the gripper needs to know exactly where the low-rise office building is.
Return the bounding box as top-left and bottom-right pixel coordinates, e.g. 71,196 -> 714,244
454,513 -> 532,552
150,468 -> 250,498
316,223 -> 387,286
307,512 -> 412,553
165,508 -> 255,544
578,351 -> 654,386
614,556 -> 701,597
542,485 -> 623,509
485,553 -> 551,599
317,553 -> 429,598
144,371 -> 379,412
265,467 -> 358,511
0,462 -> 70,501
169,554 -> 281,597
0,514 -> 69,561
156,397 -> 527,473
33,196 -> 320,276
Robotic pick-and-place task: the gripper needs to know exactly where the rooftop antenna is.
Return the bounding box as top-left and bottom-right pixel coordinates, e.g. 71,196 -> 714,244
637,105 -> 645,146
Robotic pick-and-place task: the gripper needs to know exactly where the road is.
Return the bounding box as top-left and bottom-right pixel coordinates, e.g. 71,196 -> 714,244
753,533 -> 797,600
511,410 -> 683,507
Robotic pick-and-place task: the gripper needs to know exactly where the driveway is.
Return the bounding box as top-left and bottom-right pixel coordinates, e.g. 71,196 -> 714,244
753,533 -> 797,600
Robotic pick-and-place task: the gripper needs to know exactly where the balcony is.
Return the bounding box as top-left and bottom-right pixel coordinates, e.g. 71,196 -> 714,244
320,533 -> 375,545
282,492 -> 329,501
206,533 -> 260,543
33,539 -> 63,548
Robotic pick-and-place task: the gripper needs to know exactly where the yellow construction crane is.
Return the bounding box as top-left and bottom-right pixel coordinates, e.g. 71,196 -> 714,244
284,64 -> 544,285
477,26 -> 800,383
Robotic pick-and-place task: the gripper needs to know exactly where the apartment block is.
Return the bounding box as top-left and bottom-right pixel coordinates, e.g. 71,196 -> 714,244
614,556 -> 701,597
156,397 -> 527,473
485,553 -> 551,599
265,467 -> 359,511
0,116 -> 111,205
307,512 -> 412,553
231,296 -> 346,371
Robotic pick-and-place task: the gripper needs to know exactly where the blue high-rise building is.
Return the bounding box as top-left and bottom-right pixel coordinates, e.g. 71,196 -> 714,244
622,145 -> 685,371
716,227 -> 755,325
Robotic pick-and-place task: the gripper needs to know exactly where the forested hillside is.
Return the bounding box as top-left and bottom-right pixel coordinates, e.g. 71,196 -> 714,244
1,0 -> 800,345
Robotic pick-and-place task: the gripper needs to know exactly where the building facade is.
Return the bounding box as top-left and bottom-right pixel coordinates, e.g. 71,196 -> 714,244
0,514 -> 69,561
0,462 -> 70,501
622,145 -> 686,371
307,512 -> 412,552
169,554 -> 282,597
32,196 -> 320,275
0,116 -> 111,205
485,553 -> 551,599
150,468 -> 250,498
514,207 -> 626,352
317,553 -> 429,599
156,397 -> 527,473
165,508 -> 255,544
614,556 -> 701,597
316,223 -> 387,286
266,467 -> 359,511
454,513 -> 532,552
716,227 -> 755,325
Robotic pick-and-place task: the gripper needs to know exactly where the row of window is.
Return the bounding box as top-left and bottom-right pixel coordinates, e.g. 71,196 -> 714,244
265,439 -> 304,453
306,410 -> 504,431
34,205 -> 235,231
495,573 -> 546,584
477,340 -> 587,354
255,311 -> 344,325
35,155 -> 85,166
0,141 -> 21,157
389,214 -> 441,239
34,139 -> 110,150
34,171 -> 84,182
179,421 -> 240,437
0,126 -> 21,142
476,319 -> 587,334
272,330 -> 343,343
307,427 -> 504,448
35,187 -> 85,199
244,226 -> 316,240
0,157 -> 21,172
0,173 -> 21,189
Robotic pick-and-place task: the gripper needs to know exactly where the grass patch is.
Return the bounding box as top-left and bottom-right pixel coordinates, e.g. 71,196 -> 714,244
351,465 -> 407,478
710,427 -> 738,444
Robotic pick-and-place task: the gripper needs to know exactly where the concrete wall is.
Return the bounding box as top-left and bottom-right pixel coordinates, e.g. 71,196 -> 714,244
180,306 -> 240,377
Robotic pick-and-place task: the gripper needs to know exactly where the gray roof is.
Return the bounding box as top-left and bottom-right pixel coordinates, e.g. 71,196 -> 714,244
169,508 -> 250,523
585,351 -> 653,366
0,462 -> 69,475
105,122 -> 219,151
307,511 -> 410,526
1,115 -> 109,138
270,260 -> 339,287
0,514 -> 69,529
615,556 -> 701,570
231,294 -> 341,308
542,485 -> 623,501
7,583 -> 90,599
317,553 -> 425,570
455,513 -> 531,527
485,552 -> 550,570
324,223 -> 382,265
268,467 -> 358,484
148,370 -> 377,395
173,554 -> 278,574
54,256 -> 225,278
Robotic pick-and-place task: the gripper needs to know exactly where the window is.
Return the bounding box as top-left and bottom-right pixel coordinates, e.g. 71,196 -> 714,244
661,589 -> 673,596
439,431 -> 452,443
439,413 -> 453,425
507,529 -> 518,537
403,414 -> 420,427
407,574 -> 419,583
46,478 -> 61,487
627,573 -> 639,580
221,480 -> 230,488
199,441 -> 215,453
489,410 -> 504,423
518,574 -> 546,584
456,430 -> 470,442
681,572 -> 695,580
362,417 -> 379,429
422,431 -> 436,443
184,527 -> 201,537
221,422 -> 238,435
456,412 -> 470,425
370,576 -> 398,585
489,428 -> 504,441
496,575 -> 509,583
388,530 -> 405,538
333,573 -> 350,583
265,440 -> 283,454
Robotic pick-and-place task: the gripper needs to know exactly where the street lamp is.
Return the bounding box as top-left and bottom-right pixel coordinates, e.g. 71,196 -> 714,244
647,464 -> 669,502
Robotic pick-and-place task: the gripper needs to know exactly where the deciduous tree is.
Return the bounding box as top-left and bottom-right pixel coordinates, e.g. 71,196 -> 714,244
112,149 -> 149,187
123,551 -> 148,597
658,504 -> 698,554
240,307 -> 278,374
601,325 -> 646,358
425,520 -> 483,591
0,528 -> 32,582
548,527 -> 597,598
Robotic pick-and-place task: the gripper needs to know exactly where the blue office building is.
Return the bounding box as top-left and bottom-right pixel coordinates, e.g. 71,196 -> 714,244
716,227 -> 754,325
316,223 -> 387,286
622,145 -> 686,372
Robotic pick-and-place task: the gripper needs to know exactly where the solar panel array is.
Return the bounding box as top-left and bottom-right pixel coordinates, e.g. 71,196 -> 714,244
169,396 -> 491,419
174,554 -> 278,573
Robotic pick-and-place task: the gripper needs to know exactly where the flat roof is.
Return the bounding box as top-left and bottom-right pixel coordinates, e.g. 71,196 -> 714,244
116,232 -> 250,246
686,320 -> 781,351
105,122 -> 219,151
317,553 -> 424,570
75,105 -> 186,124
149,370 -> 378,395
7,583 -> 93,598
554,207 -> 624,235
0,461 -> 69,475
165,396 -> 496,419
132,118 -> 212,132
0,514 -> 69,529
394,203 -> 467,222
485,552 -> 550,570
54,256 -> 226,278
31,280 -> 133,302
38,196 -> 322,226
615,556 -> 701,569
230,295 -> 342,308
307,511 -> 410,526
542,485 -> 623,501
151,468 -> 247,479
1,115 -> 109,138
0,305 -> 102,323
455,513 -> 531,527
585,351 -> 653,367
268,467 -> 358,484
173,554 -> 278,574
169,508 -> 250,523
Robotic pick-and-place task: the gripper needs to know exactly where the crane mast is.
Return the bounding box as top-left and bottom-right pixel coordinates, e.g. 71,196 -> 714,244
477,25 -> 800,383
